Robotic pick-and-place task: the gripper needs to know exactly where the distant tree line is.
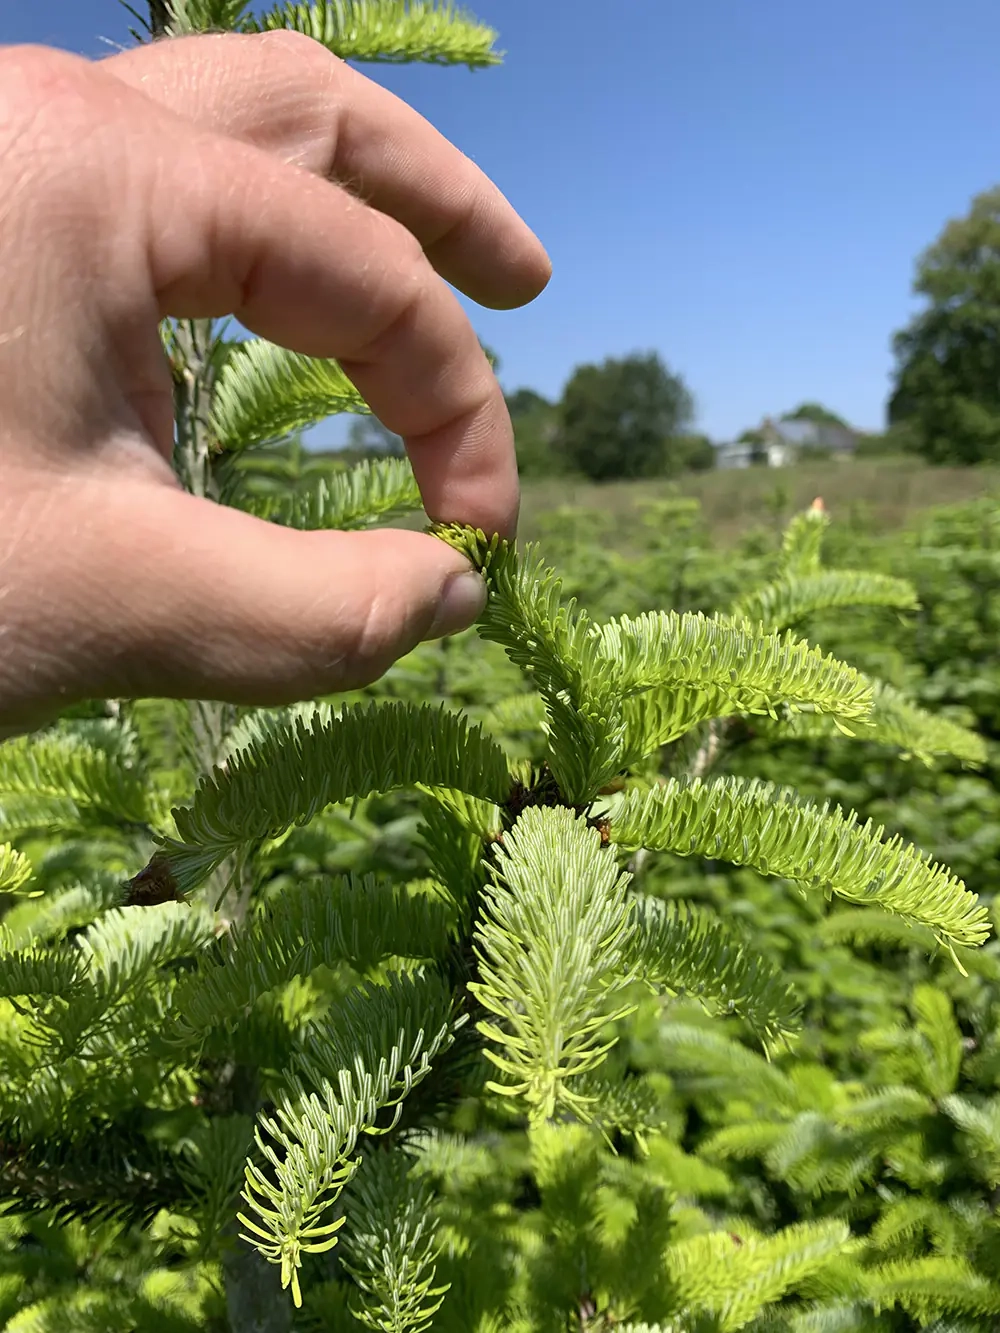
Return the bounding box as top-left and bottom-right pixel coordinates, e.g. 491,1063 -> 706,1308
506,351 -> 716,481
889,185 -> 1000,465
346,348 -> 714,483
320,182 -> 1000,477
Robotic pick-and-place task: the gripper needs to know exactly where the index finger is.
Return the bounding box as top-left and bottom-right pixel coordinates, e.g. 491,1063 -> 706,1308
102,29 -> 552,311
11,50 -> 521,533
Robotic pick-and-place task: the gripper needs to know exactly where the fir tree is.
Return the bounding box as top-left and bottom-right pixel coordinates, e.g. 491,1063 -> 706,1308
0,5 -> 992,1332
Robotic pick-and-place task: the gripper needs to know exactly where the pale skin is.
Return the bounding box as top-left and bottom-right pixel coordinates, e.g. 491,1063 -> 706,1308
0,30 -> 551,736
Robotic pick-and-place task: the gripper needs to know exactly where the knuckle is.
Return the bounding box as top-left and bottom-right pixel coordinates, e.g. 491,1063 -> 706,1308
0,47 -> 103,196
368,216 -> 428,298
250,26 -> 342,72
340,597 -> 419,690
374,208 -> 429,282
0,44 -> 93,131
298,540 -> 419,690
336,216 -> 429,361
345,590 -> 395,681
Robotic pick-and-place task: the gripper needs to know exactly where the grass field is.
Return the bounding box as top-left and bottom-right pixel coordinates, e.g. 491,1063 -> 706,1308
517,455 -> 1000,548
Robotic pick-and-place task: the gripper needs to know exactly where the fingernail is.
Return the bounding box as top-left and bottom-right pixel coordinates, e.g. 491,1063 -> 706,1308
426,570 -> 487,641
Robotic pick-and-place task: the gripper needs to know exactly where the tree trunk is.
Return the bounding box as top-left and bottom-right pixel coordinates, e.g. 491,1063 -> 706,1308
170,317 -> 254,921
222,1241 -> 294,1333
172,317 -> 221,502
171,317 -> 288,1331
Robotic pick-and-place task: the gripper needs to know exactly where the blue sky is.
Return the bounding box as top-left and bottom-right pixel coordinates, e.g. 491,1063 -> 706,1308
8,0 -> 1000,443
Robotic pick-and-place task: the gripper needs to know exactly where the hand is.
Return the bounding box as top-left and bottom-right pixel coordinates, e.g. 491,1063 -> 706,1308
0,31 -> 550,735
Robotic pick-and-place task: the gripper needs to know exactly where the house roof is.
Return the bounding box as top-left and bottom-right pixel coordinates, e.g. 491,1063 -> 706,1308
766,419 -> 857,451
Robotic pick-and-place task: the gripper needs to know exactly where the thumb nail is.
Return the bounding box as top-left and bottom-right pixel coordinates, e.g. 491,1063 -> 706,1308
426,569 -> 487,641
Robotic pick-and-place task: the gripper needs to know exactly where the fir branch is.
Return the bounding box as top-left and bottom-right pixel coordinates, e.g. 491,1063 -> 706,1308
716,1113 -> 942,1208
243,0 -> 502,67
0,793 -> 85,843
868,1196 -> 951,1254
666,1219 -> 852,1332
171,876 -> 454,1040
78,902 -> 217,1008
595,611 -> 873,720
642,1136 -> 732,1199
177,1115 -> 255,1257
817,907 -> 938,952
731,570 -> 918,634
621,685 -> 738,760
654,1023 -> 800,1109
433,525 -> 873,802
570,1069 -> 672,1149
123,697 -> 201,807
867,1256 -> 1000,1321
163,0 -> 253,30
609,777 -> 990,951
754,682 -> 987,766
431,528 -> 590,701
470,806 -> 636,1122
417,793 -> 485,909
0,844 -> 33,896
0,937 -> 83,1000
0,727 -> 154,836
407,1130 -> 495,1189
940,1094 -> 1000,1185
160,701 -> 511,893
0,880 -> 119,950
0,1123 -> 190,1228
481,692 -> 547,737
607,1177 -> 677,1320
218,699 -> 334,763
241,457 -> 423,530
837,1086 -> 935,1133
419,787 -> 501,844
728,1112 -> 894,1200
295,971 -> 456,1097
209,340 -> 368,453
700,1121 -> 790,1165
767,1119 -> 858,1203
0,1294 -> 134,1333
432,525 -> 622,801
884,1006 -> 973,1107
239,1080 -> 360,1309
340,1150 -> 449,1332
779,503 -> 829,578
19,902 -> 217,1061
723,1100 -> 931,1200
239,975 -> 457,1307
818,906 -> 1000,984
628,896 -> 801,1044
910,984 -> 963,1098
868,1197 -> 978,1267
524,1119 -> 603,1254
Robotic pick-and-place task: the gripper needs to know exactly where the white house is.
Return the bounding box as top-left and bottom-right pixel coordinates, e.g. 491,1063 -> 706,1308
715,417 -> 859,469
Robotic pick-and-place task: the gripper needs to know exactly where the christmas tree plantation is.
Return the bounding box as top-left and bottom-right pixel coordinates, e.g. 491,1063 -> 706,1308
0,3 -> 994,1331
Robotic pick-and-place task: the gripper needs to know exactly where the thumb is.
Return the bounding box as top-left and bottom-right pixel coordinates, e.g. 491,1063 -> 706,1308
4,476 -> 486,720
